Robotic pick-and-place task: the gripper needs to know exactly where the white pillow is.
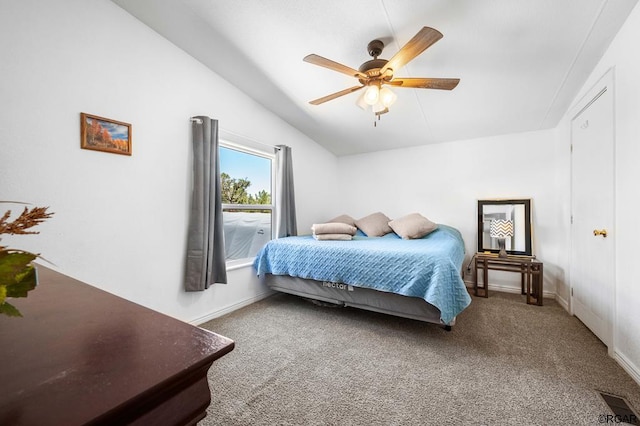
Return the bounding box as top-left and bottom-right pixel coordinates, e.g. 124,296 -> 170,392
388,213 -> 438,239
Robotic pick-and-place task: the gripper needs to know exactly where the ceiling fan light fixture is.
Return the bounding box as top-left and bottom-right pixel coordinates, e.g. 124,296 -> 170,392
363,84 -> 380,105
355,92 -> 368,110
379,87 -> 397,107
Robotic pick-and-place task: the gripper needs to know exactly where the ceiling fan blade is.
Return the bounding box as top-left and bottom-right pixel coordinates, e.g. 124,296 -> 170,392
380,27 -> 443,75
387,77 -> 460,90
309,85 -> 365,105
304,54 -> 369,79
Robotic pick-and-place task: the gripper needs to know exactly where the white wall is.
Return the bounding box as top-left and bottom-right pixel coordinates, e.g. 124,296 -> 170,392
337,129 -> 563,297
558,1 -> 640,383
0,0 -> 338,323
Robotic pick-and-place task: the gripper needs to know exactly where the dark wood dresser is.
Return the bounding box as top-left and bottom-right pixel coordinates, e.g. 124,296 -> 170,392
0,266 -> 234,425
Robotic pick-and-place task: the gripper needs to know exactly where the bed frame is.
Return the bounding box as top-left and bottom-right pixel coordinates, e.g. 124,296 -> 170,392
261,274 -> 454,330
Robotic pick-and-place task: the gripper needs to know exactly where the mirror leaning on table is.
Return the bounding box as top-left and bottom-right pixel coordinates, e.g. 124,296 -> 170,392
477,199 -> 532,257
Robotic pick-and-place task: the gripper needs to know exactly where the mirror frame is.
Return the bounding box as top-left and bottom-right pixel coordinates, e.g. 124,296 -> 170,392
477,199 -> 532,256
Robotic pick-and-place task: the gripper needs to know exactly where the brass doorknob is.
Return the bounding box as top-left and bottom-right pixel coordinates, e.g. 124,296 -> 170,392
593,229 -> 608,237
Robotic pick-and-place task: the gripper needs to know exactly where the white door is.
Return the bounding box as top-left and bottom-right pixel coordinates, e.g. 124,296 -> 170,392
570,72 -> 615,349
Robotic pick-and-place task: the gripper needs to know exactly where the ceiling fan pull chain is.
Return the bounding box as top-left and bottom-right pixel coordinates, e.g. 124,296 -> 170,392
373,111 -> 383,127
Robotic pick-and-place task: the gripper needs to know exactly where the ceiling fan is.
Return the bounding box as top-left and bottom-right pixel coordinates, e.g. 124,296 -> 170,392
303,26 -> 459,124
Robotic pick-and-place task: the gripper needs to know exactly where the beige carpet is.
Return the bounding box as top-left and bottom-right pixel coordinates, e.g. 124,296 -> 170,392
199,291 -> 640,425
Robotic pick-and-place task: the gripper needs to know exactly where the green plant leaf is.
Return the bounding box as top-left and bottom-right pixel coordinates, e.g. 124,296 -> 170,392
5,266 -> 37,298
0,285 -> 6,305
0,250 -> 37,285
0,301 -> 23,317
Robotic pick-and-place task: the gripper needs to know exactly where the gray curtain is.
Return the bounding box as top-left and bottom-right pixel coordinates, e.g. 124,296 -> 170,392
184,116 -> 227,291
275,145 -> 297,238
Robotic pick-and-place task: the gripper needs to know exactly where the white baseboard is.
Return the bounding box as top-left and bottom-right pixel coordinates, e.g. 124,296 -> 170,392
555,293 -> 569,311
189,290 -> 274,326
614,351 -> 640,387
463,280 -> 554,299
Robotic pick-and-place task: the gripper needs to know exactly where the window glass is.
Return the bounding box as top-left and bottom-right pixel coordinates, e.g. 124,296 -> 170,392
219,145 -> 273,262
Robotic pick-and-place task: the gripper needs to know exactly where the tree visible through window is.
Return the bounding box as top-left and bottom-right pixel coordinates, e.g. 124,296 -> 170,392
219,145 -> 273,262
221,173 -> 271,205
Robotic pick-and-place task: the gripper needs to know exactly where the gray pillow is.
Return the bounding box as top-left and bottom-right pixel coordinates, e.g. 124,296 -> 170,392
388,213 -> 438,240
355,212 -> 393,237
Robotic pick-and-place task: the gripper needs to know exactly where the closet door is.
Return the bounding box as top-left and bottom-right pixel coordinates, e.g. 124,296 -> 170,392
570,71 -> 615,349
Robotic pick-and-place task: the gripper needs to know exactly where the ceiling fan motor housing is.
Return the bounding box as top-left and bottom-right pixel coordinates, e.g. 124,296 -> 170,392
359,40 -> 392,84
358,58 -> 388,73
358,58 -> 390,84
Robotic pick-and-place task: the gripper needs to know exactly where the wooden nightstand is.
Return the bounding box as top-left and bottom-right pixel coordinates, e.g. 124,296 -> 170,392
474,253 -> 544,305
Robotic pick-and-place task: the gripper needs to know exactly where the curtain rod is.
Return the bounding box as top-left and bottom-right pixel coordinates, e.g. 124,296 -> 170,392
190,117 -> 281,151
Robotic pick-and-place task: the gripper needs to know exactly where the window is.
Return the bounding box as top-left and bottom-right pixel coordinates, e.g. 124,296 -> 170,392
219,142 -> 274,266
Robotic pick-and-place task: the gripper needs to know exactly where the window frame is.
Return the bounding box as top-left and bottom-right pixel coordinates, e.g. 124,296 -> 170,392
219,140 -> 276,269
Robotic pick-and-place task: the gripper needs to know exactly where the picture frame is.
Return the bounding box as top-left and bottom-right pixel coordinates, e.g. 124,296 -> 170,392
80,113 -> 131,156
477,199 -> 533,257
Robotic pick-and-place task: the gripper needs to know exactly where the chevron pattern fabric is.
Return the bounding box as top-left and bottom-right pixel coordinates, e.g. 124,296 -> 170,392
490,219 -> 514,238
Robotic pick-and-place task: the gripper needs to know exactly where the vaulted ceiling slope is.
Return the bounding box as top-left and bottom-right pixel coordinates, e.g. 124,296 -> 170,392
113,0 -> 638,156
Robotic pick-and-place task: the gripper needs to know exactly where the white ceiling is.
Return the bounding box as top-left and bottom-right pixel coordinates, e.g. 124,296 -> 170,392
113,0 -> 637,156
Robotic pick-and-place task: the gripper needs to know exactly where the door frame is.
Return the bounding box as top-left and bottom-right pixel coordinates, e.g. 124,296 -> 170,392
568,67 -> 616,354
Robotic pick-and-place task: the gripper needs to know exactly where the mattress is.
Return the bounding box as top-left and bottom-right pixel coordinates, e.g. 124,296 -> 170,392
263,274 -> 451,325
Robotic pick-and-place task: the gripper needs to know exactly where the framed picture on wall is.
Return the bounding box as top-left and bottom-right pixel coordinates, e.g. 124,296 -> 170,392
80,113 -> 132,156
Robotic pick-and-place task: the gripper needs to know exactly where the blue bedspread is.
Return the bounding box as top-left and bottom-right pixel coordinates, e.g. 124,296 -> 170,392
253,225 -> 471,324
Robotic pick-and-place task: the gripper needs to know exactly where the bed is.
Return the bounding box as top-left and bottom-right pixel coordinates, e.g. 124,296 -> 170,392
253,224 -> 472,329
